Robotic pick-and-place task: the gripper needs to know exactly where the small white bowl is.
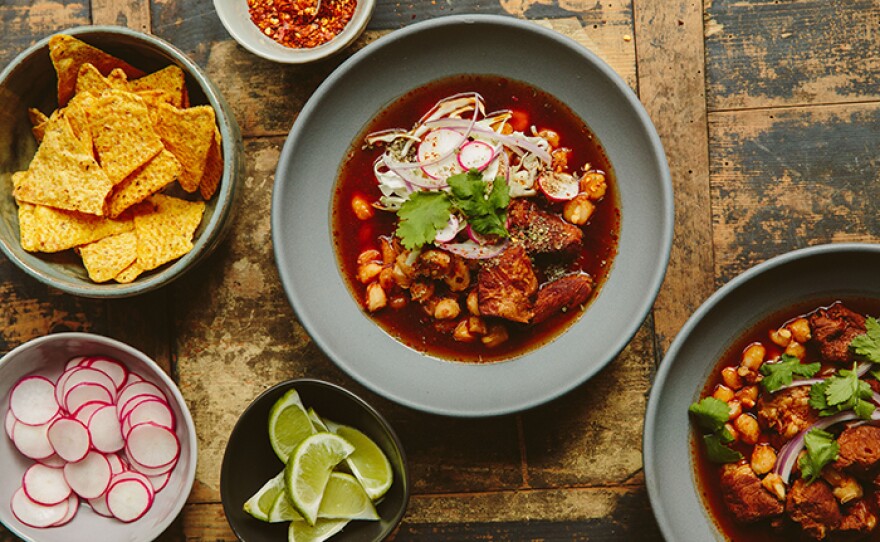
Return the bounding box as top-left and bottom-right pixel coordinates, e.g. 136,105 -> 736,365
0,333 -> 197,542
213,0 -> 375,63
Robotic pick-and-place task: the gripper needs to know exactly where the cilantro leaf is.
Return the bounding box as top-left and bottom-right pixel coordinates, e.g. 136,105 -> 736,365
447,171 -> 509,238
809,364 -> 876,419
799,429 -> 839,483
759,354 -> 821,393
851,317 -> 880,363
703,434 -> 743,464
809,380 -> 831,412
688,397 -> 731,433
395,192 -> 452,250
826,367 -> 861,406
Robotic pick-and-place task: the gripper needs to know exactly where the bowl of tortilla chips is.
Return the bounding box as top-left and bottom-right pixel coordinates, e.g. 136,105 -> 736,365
0,26 -> 242,297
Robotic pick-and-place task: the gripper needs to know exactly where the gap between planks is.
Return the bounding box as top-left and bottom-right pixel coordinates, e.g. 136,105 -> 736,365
709,97 -> 880,116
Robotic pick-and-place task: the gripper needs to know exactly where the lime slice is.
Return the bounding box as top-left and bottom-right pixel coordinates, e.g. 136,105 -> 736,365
243,471 -> 285,522
270,472 -> 379,522
307,408 -> 328,432
327,421 -> 393,501
285,433 -> 355,525
288,518 -> 349,542
269,389 -> 316,463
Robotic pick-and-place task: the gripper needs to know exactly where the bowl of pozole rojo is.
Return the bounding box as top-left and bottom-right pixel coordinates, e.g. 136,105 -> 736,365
645,244 -> 880,541
273,15 -> 672,416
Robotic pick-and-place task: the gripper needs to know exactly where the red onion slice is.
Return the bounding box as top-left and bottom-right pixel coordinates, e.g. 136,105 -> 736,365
442,240 -> 508,260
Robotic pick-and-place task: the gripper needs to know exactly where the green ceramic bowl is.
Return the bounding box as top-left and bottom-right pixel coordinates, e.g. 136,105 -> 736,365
0,26 -> 243,297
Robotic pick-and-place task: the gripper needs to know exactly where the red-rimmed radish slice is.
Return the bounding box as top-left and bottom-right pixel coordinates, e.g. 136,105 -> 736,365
47,417 -> 91,462
89,405 -> 125,453
147,471 -> 171,493
537,171 -> 579,202
37,454 -> 66,468
117,394 -> 161,422
64,356 -> 88,372
111,471 -> 153,491
106,453 -> 126,474
22,463 -> 71,505
84,357 -> 128,390
9,376 -> 59,426
73,401 -> 107,425
5,409 -> 16,439
64,451 -> 112,499
418,128 -> 464,179
127,373 -> 144,384
60,367 -> 117,405
125,423 -> 180,469
10,487 -> 69,528
106,478 -> 153,522
12,419 -> 55,460
457,140 -> 496,171
466,224 -> 501,246
117,382 -> 166,417
126,453 -> 177,477
64,382 -> 113,415
433,214 -> 461,244
125,399 -> 174,431
88,494 -> 113,517
51,494 -> 79,527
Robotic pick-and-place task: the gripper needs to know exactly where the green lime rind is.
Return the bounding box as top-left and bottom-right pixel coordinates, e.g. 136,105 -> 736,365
325,420 -> 394,501
285,433 -> 355,525
269,389 -> 317,463
288,518 -> 349,542
270,472 -> 380,523
243,471 -> 286,522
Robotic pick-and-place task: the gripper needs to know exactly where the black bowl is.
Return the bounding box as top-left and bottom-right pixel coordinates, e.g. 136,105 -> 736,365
220,379 -> 409,540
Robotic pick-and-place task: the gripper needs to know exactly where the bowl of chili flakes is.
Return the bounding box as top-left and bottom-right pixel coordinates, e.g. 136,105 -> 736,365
213,0 -> 376,64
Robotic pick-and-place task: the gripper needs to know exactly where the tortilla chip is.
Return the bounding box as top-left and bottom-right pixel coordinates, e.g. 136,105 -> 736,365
86,89 -> 164,185
199,127 -> 223,200
153,104 -> 215,193
130,65 -> 185,108
107,149 -> 181,218
49,34 -> 145,106
28,108 -> 49,127
114,260 -> 145,283
31,109 -> 60,143
133,194 -> 204,271
107,68 -> 129,89
75,63 -> 111,95
13,120 -> 113,215
79,231 -> 138,282
17,202 -> 133,253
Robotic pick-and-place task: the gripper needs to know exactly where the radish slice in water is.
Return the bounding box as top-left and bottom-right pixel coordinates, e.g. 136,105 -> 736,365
22,463 -> 71,505
11,487 -> 69,528
106,478 -> 153,523
537,172 -> 579,202
10,376 -> 59,426
64,451 -> 112,499
125,423 -> 180,468
47,417 -> 91,463
90,404 -> 125,453
457,140 -> 496,171
12,419 -> 55,460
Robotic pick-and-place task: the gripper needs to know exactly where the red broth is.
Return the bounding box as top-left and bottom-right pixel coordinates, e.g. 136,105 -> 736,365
332,75 -> 620,363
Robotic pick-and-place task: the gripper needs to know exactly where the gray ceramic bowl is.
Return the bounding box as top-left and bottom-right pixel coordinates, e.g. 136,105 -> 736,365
644,243 -> 880,541
0,26 -> 243,298
0,332 -> 198,542
272,15 -> 673,417
220,379 -> 409,541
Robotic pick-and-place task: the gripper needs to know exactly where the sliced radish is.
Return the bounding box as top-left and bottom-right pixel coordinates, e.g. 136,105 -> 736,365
537,171 -> 579,201
64,382 -> 113,415
5,409 -> 16,439
89,405 -> 125,453
418,128 -> 464,179
111,471 -> 154,491
125,399 -> 174,431
22,463 -> 71,505
12,419 -> 55,460
106,453 -> 126,474
106,478 -> 153,522
125,423 -> 179,469
37,454 -> 66,468
127,373 -> 144,384
47,417 -> 91,462
88,494 -> 113,517
60,367 -> 117,405
433,214 -> 461,244
126,453 -> 177,477
73,401 -> 107,425
64,451 -> 112,499
64,356 -> 88,372
117,382 -> 165,416
9,376 -> 59,426
84,357 -> 128,390
51,494 -> 79,527
11,487 -> 70,528
147,471 -> 171,493
117,394 -> 163,422
457,140 -> 496,171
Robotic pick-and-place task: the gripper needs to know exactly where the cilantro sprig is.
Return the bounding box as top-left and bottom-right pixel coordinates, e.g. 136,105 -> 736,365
851,317 -> 880,363
809,364 -> 875,419
395,192 -> 452,250
689,397 -> 742,463
759,354 -> 821,393
798,428 -> 839,483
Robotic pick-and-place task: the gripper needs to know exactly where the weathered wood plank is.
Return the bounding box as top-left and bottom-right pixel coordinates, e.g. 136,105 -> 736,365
522,317 -> 653,487
704,0 -> 880,111
91,0 -> 151,32
632,0 -> 716,353
710,102 -> 880,284
0,1 -> 90,65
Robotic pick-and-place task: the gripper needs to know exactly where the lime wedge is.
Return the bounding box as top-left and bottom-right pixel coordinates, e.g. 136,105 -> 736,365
243,471 -> 285,522
327,421 -> 393,501
268,490 -> 300,523
307,408 -> 328,432
285,433 -> 355,525
288,518 -> 349,542
270,472 -> 380,522
269,389 -> 316,463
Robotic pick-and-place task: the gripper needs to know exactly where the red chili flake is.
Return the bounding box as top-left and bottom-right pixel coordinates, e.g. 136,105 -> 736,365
248,0 -> 357,49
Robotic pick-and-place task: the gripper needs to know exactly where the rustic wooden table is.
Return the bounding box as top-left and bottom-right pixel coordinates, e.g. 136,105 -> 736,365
1,0 -> 878,540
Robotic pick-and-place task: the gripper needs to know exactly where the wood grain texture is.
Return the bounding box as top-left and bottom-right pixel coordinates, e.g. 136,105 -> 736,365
710,102 -> 880,284
91,0 -> 151,32
632,0 -> 715,354
704,0 -> 880,110
0,1 -> 90,65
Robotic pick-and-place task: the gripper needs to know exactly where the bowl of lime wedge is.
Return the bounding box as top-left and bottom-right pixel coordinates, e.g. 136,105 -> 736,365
220,379 -> 409,541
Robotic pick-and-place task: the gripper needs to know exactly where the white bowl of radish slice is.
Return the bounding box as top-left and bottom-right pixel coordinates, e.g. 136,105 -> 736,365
0,332 -> 196,542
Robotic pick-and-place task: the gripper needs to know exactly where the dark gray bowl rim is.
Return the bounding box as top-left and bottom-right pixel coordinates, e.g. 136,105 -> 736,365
643,242 -> 880,540
0,25 -> 240,298
272,14 -> 673,417
219,378 -> 410,540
